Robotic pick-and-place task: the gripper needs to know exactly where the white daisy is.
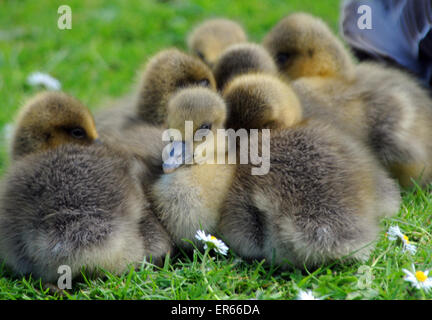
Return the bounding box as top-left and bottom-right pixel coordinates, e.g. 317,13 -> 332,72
297,290 -> 320,300
27,71 -> 61,90
195,230 -> 229,255
403,243 -> 417,255
386,225 -> 417,254
1,123 -> 14,144
387,225 -> 404,241
403,264 -> 432,292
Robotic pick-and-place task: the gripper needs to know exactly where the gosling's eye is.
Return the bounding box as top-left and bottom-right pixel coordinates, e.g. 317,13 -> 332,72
197,78 -> 210,87
199,123 -> 212,130
195,123 -> 212,139
68,127 -> 87,139
276,52 -> 294,66
196,51 -> 205,60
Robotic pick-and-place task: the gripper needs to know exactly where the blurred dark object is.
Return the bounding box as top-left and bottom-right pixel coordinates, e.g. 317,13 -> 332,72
341,0 -> 432,88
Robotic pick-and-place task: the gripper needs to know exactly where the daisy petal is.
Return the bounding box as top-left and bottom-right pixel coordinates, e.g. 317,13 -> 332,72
27,72 -> 61,90
297,290 -> 319,300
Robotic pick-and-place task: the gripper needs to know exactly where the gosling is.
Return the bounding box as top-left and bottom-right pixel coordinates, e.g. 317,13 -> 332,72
263,12 -> 432,188
213,43 -> 277,90
187,18 -> 247,67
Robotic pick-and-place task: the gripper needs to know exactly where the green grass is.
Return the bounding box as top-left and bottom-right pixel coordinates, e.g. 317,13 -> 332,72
0,0 -> 431,300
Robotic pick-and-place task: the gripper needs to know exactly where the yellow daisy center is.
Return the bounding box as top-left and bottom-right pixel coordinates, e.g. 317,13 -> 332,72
415,271 -> 428,282
402,235 -> 409,244
210,236 -> 217,241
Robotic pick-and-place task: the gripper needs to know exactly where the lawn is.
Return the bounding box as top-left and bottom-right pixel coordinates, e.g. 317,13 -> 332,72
0,0 -> 431,300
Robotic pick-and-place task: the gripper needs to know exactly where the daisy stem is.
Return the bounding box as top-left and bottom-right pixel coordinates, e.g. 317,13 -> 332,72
201,248 -> 220,300
420,288 -> 427,300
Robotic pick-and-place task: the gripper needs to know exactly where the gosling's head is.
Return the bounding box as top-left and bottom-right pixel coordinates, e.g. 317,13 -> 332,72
163,87 -> 227,173
262,13 -> 354,79
213,43 -> 278,90
11,91 -> 99,160
187,18 -> 248,67
137,48 -> 216,125
223,74 -> 302,130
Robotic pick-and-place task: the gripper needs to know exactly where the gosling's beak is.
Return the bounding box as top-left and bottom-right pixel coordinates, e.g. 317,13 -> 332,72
162,141 -> 193,174
93,138 -> 102,145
